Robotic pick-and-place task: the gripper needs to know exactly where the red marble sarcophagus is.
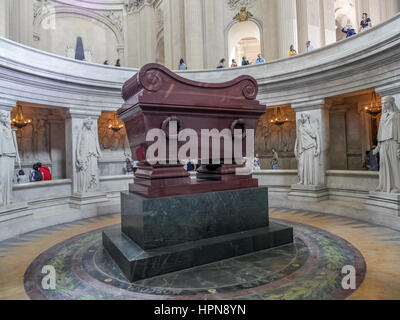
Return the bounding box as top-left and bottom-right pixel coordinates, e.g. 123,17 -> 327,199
104,64 -> 293,282
118,63 -> 266,198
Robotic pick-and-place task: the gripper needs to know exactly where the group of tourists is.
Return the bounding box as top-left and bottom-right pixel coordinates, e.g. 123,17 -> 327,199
342,13 -> 373,39
253,149 -> 279,171
15,162 -> 52,184
178,53 -> 266,71
103,59 -> 121,67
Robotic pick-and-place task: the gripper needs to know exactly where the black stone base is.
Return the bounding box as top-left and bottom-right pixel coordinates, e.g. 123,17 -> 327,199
102,223 -> 293,282
120,187 -> 271,250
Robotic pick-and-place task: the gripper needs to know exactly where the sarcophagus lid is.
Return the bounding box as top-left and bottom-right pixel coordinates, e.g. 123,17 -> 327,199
118,63 -> 265,164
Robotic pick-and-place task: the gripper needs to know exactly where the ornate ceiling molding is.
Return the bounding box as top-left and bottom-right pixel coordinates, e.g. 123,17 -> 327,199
124,0 -> 158,15
124,0 -> 144,13
227,0 -> 255,11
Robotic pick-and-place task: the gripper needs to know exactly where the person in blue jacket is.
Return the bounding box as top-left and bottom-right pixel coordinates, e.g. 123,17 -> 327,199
342,24 -> 357,38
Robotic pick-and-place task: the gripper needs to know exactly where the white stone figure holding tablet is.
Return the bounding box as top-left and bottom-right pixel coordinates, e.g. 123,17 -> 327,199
373,96 -> 400,193
76,118 -> 102,194
0,111 -> 20,207
294,113 -> 321,186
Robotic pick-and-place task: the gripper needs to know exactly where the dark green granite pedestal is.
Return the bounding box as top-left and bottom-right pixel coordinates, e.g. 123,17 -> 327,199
103,187 -> 293,282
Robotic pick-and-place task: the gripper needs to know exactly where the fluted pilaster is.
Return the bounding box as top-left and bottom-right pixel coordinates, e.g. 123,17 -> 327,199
278,0 -> 298,58
163,0 -> 186,69
203,0 -> 224,69
184,0 -> 205,69
0,0 -> 9,38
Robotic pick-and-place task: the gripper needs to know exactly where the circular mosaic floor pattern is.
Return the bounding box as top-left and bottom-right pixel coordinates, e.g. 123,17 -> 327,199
24,219 -> 366,300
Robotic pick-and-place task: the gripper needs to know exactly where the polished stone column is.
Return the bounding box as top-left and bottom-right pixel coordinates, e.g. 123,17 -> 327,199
163,0 -> 186,69
321,0 -> 336,45
139,3 -> 157,65
125,11 -> 141,68
7,0 -> 33,47
356,0 -> 399,26
296,0 -> 310,53
289,100 -> 331,201
203,0 -> 224,69
380,0 -> 400,22
0,0 -> 9,38
278,0 -> 298,58
261,0 -> 279,60
296,0 -> 336,53
184,0 -> 205,69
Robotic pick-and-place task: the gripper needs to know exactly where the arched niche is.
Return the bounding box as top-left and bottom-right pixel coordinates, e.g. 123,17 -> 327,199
33,7 -> 123,64
335,0 -> 357,41
227,20 -> 262,65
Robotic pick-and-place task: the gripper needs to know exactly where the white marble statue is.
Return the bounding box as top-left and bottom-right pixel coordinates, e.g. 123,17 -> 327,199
294,113 -> 321,185
373,96 -> 400,193
0,111 -> 20,207
76,118 -> 102,194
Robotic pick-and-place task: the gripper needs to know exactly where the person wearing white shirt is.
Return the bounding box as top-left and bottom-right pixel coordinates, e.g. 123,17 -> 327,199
306,41 -> 315,52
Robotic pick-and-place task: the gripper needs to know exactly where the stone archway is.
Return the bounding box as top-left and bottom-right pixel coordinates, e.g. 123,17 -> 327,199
227,20 -> 261,65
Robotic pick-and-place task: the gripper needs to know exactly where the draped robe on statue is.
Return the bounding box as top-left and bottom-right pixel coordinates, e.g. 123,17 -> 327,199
0,115 -> 19,206
375,107 -> 400,193
76,124 -> 102,194
295,119 -> 320,186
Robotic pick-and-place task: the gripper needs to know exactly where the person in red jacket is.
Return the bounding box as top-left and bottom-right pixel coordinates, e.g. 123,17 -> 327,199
37,162 -> 52,181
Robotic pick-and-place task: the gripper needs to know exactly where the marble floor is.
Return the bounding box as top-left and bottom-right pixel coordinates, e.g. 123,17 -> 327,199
0,208 -> 399,300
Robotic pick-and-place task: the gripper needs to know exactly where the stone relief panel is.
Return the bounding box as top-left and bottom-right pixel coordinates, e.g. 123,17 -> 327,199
255,107 -> 297,169
11,107 -> 51,164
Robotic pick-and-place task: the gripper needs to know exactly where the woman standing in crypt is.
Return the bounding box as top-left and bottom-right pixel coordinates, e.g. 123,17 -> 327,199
294,113 -> 321,186
76,118 -> 102,194
0,111 -> 20,207
373,96 -> 400,193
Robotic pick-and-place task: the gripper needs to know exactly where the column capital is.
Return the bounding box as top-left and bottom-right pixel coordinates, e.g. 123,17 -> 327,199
375,84 -> 400,97
66,108 -> 102,120
292,99 -> 329,112
0,98 -> 16,112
